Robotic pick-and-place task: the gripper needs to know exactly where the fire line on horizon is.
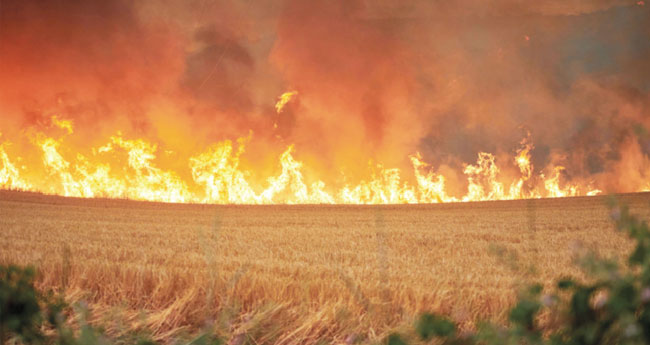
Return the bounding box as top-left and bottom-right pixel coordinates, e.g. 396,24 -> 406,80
1,1 -> 649,204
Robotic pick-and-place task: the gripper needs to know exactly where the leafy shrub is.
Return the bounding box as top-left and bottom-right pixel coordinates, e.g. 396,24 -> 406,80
0,266 -> 42,343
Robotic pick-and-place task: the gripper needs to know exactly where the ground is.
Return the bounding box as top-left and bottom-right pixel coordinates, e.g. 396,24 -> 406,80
0,191 -> 648,343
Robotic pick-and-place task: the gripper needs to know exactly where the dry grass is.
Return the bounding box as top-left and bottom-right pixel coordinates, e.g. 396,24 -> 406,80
1,190 -> 648,344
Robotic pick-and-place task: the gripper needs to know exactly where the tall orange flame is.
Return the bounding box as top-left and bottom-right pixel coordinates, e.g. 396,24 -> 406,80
0,115 -> 615,204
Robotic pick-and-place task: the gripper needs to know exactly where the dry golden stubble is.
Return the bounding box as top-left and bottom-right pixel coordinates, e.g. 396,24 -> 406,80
0,190 -> 646,343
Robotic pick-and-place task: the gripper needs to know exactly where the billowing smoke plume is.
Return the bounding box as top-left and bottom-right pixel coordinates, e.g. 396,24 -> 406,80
1,0 -> 648,201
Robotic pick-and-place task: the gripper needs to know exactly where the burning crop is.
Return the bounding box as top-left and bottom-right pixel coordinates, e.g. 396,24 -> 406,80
0,115 -> 606,203
1,0 -> 649,204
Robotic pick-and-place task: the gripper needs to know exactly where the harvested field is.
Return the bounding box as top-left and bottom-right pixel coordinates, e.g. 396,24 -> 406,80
1,191 -> 648,343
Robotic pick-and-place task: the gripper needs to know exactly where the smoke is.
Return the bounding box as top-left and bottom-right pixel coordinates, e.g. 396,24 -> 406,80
0,0 -> 183,140
270,0 -> 425,173
269,0 -> 650,188
1,0 -> 648,194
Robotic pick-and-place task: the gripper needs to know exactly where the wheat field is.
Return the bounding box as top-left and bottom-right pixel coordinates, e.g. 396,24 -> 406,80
1,191 -> 648,344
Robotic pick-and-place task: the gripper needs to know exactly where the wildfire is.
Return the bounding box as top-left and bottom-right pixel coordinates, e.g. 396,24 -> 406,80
275,91 -> 298,114
51,115 -> 74,134
410,153 -> 451,203
0,114 -> 614,204
0,134 -> 31,191
2,0 -> 649,206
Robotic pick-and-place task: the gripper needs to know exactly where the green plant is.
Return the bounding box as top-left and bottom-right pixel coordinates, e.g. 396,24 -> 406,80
0,265 -> 42,344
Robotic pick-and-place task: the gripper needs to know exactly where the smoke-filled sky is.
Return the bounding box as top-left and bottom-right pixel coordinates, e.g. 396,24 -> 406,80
1,0 -> 649,194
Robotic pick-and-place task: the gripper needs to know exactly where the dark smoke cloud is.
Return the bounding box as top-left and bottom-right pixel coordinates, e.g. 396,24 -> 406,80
181,27 -> 255,112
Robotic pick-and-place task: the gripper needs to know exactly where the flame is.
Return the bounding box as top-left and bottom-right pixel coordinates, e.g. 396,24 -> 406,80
543,167 -> 578,198
262,145 -> 335,204
35,135 -> 80,196
410,153 -> 453,203
463,153 -> 505,201
0,134 -> 31,190
507,136 -> 539,199
103,135 -> 191,203
51,115 -> 74,134
0,115 -> 627,204
339,165 -> 417,204
586,189 -> 602,196
275,91 -> 298,114
190,136 -> 259,204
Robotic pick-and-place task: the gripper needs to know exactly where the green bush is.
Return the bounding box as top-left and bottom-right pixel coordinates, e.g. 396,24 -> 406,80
0,266 -> 42,343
